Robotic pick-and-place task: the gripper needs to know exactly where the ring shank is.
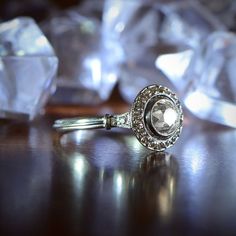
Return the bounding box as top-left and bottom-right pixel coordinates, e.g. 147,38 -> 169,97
53,112 -> 131,132
53,116 -> 107,131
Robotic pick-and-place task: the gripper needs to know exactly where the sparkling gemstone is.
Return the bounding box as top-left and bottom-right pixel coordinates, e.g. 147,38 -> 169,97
151,99 -> 179,136
103,0 -> 225,103
184,32 -> 236,128
0,17 -> 58,120
43,6 -> 117,104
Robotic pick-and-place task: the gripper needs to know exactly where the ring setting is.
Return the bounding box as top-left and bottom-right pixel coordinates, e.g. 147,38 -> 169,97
53,84 -> 183,151
131,84 -> 183,151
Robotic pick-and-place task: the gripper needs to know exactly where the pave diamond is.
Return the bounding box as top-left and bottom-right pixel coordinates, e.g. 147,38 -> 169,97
151,99 -> 179,137
111,112 -> 131,129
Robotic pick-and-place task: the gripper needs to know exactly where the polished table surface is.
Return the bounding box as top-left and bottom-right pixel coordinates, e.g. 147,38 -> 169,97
0,101 -> 236,236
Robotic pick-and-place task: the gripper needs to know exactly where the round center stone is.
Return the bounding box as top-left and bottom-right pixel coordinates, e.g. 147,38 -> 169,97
151,98 -> 179,136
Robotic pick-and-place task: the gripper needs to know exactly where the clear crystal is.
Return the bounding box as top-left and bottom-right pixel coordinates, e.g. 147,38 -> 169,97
151,99 -> 179,136
199,0 -> 236,30
119,62 -> 174,103
184,32 -> 236,128
157,0 -> 225,93
43,6 -> 117,104
103,0 -> 225,103
0,17 -> 58,120
159,1 -> 225,48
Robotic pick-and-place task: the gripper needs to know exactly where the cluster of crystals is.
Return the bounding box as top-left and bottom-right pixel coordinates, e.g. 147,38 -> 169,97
43,4 -> 118,105
131,85 -> 183,151
105,0 -> 225,104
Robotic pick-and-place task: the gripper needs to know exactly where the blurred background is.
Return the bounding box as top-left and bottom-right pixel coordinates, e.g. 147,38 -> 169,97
1,2 -> 236,236
0,0 -> 236,126
0,0 -> 83,21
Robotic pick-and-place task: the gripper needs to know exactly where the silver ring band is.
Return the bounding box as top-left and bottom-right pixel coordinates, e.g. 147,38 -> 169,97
53,112 -> 131,132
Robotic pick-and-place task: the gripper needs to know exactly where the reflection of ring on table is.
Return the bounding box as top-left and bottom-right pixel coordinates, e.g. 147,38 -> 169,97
53,84 -> 184,151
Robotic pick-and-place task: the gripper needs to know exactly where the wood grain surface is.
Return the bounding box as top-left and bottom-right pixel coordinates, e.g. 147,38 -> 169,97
0,98 -> 236,236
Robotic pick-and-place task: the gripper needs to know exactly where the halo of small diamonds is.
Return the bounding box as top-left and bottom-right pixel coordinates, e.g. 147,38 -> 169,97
131,85 -> 183,151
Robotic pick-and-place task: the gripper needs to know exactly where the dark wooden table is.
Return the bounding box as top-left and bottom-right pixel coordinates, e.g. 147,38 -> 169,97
1,99 -> 236,236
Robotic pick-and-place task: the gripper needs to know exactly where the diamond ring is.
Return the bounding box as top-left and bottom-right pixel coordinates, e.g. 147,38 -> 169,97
53,84 -> 183,151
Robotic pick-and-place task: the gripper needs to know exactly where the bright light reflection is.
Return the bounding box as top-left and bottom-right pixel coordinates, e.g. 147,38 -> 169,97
115,22 -> 125,33
221,103 -> 236,127
155,50 -> 192,90
183,139 -> 205,177
185,90 -> 213,114
81,20 -> 96,34
35,36 -> 47,47
107,72 -> 117,83
84,57 -> 101,87
99,168 -> 105,183
16,50 -> 25,56
158,188 -> 170,218
72,154 -> 87,184
0,60 -> 4,70
114,172 -> 123,196
74,130 -> 88,143
169,177 -> 175,197
185,90 -> 236,127
164,108 -> 178,126
74,158 -> 85,174
190,155 -> 203,175
0,19 -> 19,32
106,5 -> 120,21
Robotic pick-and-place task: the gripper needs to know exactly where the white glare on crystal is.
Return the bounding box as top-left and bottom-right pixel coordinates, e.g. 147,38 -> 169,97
155,50 -> 193,92
16,50 -> 25,56
35,36 -> 48,47
221,104 -> 236,127
106,5 -> 120,21
81,20 -> 96,34
0,60 -> 3,70
115,22 -> 125,33
107,73 -> 117,83
183,32 -> 236,127
83,56 -> 101,88
184,90 -> 213,115
185,90 -> 236,127
0,19 -> 19,32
